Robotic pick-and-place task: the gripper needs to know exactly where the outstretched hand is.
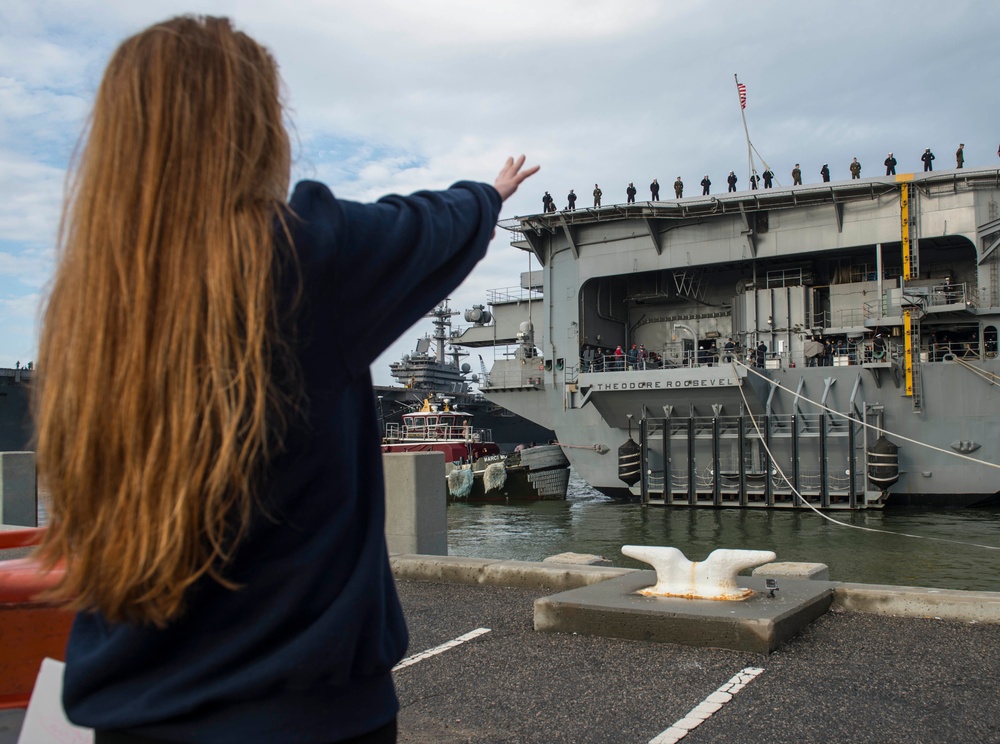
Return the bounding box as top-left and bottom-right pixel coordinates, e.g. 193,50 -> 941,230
494,155 -> 540,202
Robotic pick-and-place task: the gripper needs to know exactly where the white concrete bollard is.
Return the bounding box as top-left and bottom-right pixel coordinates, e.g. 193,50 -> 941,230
622,545 -> 776,601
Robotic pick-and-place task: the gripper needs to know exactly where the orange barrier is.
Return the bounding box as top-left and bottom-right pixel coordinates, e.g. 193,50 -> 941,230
0,554 -> 72,710
0,527 -> 45,550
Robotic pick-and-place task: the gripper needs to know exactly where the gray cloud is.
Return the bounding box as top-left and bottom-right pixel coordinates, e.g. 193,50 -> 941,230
2,0 -> 997,382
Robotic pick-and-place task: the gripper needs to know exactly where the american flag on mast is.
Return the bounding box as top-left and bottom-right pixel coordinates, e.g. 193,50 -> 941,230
737,82 -> 747,109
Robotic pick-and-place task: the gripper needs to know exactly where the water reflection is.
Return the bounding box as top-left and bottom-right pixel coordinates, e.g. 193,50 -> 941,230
447,471 -> 1000,591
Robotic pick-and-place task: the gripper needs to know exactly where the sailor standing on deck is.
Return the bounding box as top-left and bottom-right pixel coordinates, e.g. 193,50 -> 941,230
701,175 -> 711,195
762,169 -> 774,188
627,343 -> 639,370
674,177 -> 683,198
650,179 -> 659,200
542,191 -> 553,212
850,158 -> 861,179
792,164 -> 802,185
626,182 -> 637,204
885,153 -> 897,175
594,183 -> 602,207
727,171 -> 738,192
956,144 -> 965,168
820,163 -> 831,182
750,171 -> 760,190
567,189 -> 576,211
922,148 -> 935,171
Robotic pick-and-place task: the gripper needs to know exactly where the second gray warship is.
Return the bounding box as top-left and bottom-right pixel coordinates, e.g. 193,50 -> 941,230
375,302 -> 554,451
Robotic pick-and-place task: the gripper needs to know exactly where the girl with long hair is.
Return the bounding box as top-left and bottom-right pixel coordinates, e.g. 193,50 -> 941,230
34,15 -> 537,743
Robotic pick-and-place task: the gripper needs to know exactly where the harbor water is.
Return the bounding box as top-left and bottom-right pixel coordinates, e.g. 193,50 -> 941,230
448,471 -> 1000,592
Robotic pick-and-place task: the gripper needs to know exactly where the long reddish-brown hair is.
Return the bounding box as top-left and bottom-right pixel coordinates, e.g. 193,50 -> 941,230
34,16 -> 298,626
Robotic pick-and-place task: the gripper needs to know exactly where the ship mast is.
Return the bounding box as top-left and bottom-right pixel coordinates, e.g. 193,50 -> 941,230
735,74 -> 753,184
733,74 -> 778,187
431,301 -> 459,365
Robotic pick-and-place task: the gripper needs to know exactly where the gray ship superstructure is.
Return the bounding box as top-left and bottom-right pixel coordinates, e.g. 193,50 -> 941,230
456,168 -> 1000,508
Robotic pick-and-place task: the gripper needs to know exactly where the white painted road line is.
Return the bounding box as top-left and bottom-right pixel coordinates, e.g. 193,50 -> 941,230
392,627 -> 492,672
649,666 -> 765,744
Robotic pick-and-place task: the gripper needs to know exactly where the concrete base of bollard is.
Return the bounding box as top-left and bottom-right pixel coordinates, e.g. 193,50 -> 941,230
383,452 -> 447,556
753,562 -> 830,581
534,570 -> 833,654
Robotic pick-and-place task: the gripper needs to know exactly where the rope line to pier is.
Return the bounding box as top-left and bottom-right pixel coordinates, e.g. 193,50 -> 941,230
730,359 -> 1000,472
954,357 -> 1000,385
732,369 -> 1000,551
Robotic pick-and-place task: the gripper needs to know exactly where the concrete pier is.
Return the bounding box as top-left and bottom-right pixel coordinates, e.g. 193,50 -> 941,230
5,553 -> 1000,742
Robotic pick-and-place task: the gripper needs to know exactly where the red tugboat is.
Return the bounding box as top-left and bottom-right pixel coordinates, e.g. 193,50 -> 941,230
381,398 -> 570,502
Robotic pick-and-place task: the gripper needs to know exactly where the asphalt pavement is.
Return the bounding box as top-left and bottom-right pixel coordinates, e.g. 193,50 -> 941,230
394,580 -> 1000,743
4,579 -> 999,743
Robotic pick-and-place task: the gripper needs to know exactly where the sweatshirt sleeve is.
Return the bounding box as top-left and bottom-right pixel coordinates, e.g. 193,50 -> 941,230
287,180 -> 501,377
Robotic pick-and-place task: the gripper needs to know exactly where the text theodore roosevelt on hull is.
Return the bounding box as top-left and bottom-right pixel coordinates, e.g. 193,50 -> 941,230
591,376 -> 738,391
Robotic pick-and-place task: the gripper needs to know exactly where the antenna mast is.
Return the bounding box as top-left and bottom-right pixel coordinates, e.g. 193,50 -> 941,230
734,74 -> 754,185
733,74 -> 780,187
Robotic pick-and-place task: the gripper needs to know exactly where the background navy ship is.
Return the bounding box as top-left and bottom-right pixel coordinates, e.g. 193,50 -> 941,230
455,167 -> 1000,509
0,364 -> 34,452
374,301 -> 554,451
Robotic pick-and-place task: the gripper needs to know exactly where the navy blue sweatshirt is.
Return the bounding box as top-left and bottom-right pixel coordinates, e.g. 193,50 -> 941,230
62,179 -> 502,743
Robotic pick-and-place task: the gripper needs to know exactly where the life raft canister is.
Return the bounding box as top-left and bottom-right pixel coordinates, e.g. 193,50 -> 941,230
618,437 -> 642,486
867,434 -> 899,491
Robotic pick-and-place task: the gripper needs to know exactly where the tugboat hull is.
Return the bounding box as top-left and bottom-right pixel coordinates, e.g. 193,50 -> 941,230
446,445 -> 570,502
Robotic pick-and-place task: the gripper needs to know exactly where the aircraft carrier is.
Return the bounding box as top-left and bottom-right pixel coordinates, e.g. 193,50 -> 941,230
454,167 -> 1000,508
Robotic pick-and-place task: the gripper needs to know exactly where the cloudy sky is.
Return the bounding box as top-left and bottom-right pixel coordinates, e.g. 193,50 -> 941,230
2,0 -> 997,385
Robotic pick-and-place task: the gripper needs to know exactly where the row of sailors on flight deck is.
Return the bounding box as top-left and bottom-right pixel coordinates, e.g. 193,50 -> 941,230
540,144 -> 986,212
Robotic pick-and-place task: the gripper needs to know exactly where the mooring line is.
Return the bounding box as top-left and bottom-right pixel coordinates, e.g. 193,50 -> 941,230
649,666 -> 765,744
731,358 -> 1000,472
392,627 -> 491,672
732,369 -> 1000,551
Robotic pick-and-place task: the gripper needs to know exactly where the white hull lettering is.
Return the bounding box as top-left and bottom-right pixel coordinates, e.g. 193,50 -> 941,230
593,377 -> 736,392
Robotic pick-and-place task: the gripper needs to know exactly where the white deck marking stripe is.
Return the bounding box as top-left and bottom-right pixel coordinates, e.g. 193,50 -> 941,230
649,666 -> 765,744
392,627 -> 491,671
